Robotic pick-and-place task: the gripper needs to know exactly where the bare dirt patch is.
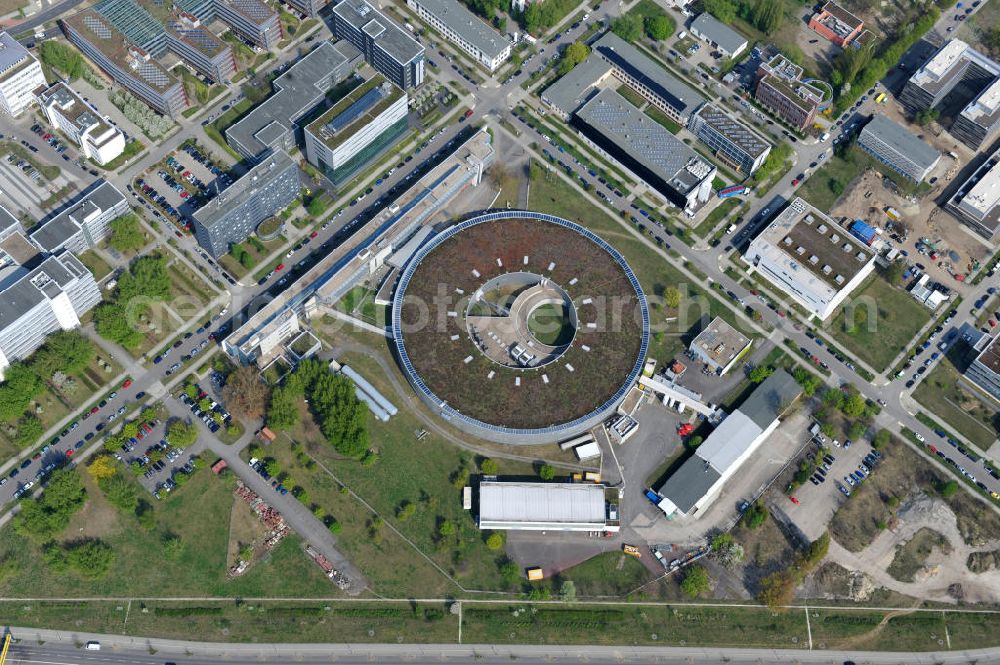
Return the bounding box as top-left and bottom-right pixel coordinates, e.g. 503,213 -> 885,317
886,527 -> 952,582
59,472 -> 121,543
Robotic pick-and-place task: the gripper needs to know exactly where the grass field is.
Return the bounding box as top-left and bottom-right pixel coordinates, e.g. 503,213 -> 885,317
0,468 -> 333,598
826,275 -> 931,372
77,250 -> 113,281
913,359 -> 1000,451
556,551 -> 653,597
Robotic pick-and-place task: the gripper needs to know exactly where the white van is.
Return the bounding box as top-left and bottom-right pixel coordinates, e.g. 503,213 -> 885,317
85,642 -> 101,651
820,132 -> 830,142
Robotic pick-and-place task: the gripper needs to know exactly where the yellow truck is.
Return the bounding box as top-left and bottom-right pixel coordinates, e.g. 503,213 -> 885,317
622,544 -> 642,558
526,567 -> 544,581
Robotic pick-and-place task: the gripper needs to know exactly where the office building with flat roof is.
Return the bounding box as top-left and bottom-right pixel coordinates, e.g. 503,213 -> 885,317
29,180 -> 130,255
0,32 -> 46,117
755,72 -> 822,131
542,32 -> 706,125
900,40 -> 1000,150
965,334 -> 1000,403
191,150 -> 299,257
286,0 -> 330,17
654,371 -> 801,517
857,114 -> 940,182
214,0 -> 281,48
164,13 -> 237,83
37,83 -> 126,166
0,252 -> 102,380
808,1 -> 864,47
689,316 -> 752,376
573,88 -> 715,211
63,10 -> 188,118
332,0 -> 425,89
743,197 -> 877,320
690,13 -> 748,58
947,144 -> 1000,240
304,75 -> 409,185
406,0 -> 511,71
690,103 -> 771,175
477,482 -> 620,532
226,40 -> 362,159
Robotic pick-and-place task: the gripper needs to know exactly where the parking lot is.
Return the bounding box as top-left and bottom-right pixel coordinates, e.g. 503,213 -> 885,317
0,140 -> 83,218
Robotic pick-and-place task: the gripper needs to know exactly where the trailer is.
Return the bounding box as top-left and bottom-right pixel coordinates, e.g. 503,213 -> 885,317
573,440 -> 600,460
717,184 -> 750,199
559,433 -> 595,450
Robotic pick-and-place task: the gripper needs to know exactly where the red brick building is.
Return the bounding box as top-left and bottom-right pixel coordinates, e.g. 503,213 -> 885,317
808,2 -> 864,47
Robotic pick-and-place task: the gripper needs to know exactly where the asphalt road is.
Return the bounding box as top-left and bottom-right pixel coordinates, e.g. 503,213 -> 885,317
8,629 -> 1000,665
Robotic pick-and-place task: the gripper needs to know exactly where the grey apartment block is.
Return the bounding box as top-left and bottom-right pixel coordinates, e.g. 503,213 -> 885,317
332,0 -> 424,89
857,114 -> 940,182
29,180 -> 129,254
225,40 -> 362,160
965,334 -> 1000,402
689,103 -> 771,175
947,143 -> 1000,240
191,150 -> 300,257
0,252 -> 102,373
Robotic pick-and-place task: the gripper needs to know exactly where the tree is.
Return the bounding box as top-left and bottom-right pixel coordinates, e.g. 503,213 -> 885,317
87,455 -> 119,482
611,14 -> 643,43
538,464 -> 555,480
438,520 -> 456,538
32,331 -> 94,378
0,363 -> 43,423
63,539 -> 116,579
108,214 -> 145,253
741,503 -> 768,529
802,531 -> 830,568
686,435 -> 704,450
711,533 -> 745,568
116,255 -> 171,303
873,428 -> 891,450
792,367 -> 822,397
222,365 -> 270,420
559,580 -> 577,602
703,0 -> 737,22
752,0 -> 784,34
913,108 -> 939,126
38,41 -> 85,78
749,365 -> 774,383
14,414 -> 43,447
842,393 -> 867,418
267,385 -> 300,431
939,480 -> 959,498
984,25 -> 1000,57
480,458 -> 499,475
663,287 -> 682,309
486,532 -> 505,550
557,41 -> 590,75
94,302 -> 143,350
882,259 -> 908,283
828,178 -> 845,197
680,565 -> 711,598
167,421 -> 198,447
757,570 -> 795,610
822,388 -> 845,410
847,421 -> 866,440
397,501 -> 417,521
644,14 -> 674,41
14,469 -> 87,540
102,473 -> 139,514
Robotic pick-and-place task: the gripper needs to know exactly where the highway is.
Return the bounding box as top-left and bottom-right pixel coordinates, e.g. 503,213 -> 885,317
7,628 -> 1000,665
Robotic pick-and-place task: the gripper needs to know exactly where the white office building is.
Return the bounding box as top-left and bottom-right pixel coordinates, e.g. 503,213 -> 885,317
0,32 -> 46,117
29,180 -> 130,255
37,83 -> 127,166
406,0 -> 511,71
303,75 -> 409,185
743,198 -> 877,320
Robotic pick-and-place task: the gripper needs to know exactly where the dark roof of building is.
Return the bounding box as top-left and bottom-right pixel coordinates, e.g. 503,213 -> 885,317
656,454 -> 722,514
739,369 -> 802,430
693,103 -> 771,159
332,0 -> 423,65
0,205 -> 21,237
859,114 -> 940,171
226,40 -> 361,157
192,150 -> 296,228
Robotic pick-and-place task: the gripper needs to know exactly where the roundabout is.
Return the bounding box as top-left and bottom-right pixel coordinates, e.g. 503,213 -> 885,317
391,211 -> 649,444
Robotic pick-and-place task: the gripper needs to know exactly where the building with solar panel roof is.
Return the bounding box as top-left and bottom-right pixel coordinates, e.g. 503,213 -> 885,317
214,0 -> 281,49
572,88 -> 716,212
63,9 -> 188,118
303,74 -> 409,185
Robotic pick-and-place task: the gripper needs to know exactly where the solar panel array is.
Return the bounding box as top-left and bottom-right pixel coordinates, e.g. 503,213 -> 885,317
137,60 -> 170,87
168,22 -> 224,55
83,14 -> 113,40
227,0 -> 273,23
325,86 -> 385,134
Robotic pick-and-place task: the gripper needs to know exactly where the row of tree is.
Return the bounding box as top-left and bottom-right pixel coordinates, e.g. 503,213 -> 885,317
94,254 -> 172,350
0,330 -> 95,426
702,0 -> 785,35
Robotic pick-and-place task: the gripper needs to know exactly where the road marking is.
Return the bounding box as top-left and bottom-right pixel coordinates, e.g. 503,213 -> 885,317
804,606 -> 813,650
944,613 -> 951,649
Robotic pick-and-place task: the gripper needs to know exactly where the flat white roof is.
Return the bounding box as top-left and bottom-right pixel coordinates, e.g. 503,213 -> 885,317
478,482 -> 606,528
696,411 -> 762,473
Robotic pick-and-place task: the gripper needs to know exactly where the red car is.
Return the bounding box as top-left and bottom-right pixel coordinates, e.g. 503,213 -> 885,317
310,231 -> 318,238
65,449 -> 74,457
122,379 -> 132,389
789,496 -> 800,505
791,179 -> 799,186
276,263 -> 284,271
91,406 -> 99,414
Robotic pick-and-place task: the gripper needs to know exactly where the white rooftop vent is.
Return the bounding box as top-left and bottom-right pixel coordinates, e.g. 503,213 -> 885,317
856,251 -> 867,262
809,255 -> 819,264
842,243 -> 853,252
835,274 -> 845,284
817,223 -> 828,233
822,264 -> 832,274
804,214 -> 815,224
783,236 -> 793,245
830,233 -> 840,243
795,246 -> 806,255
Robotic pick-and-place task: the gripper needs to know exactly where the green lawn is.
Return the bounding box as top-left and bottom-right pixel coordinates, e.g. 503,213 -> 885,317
644,105 -> 682,134
800,146 -> 931,211
913,359 -> 1000,451
695,199 -> 740,238
556,551 -> 653,597
616,84 -> 648,109
262,347 -> 540,595
0,469 -> 334,598
77,249 -> 113,281
826,275 -> 931,372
